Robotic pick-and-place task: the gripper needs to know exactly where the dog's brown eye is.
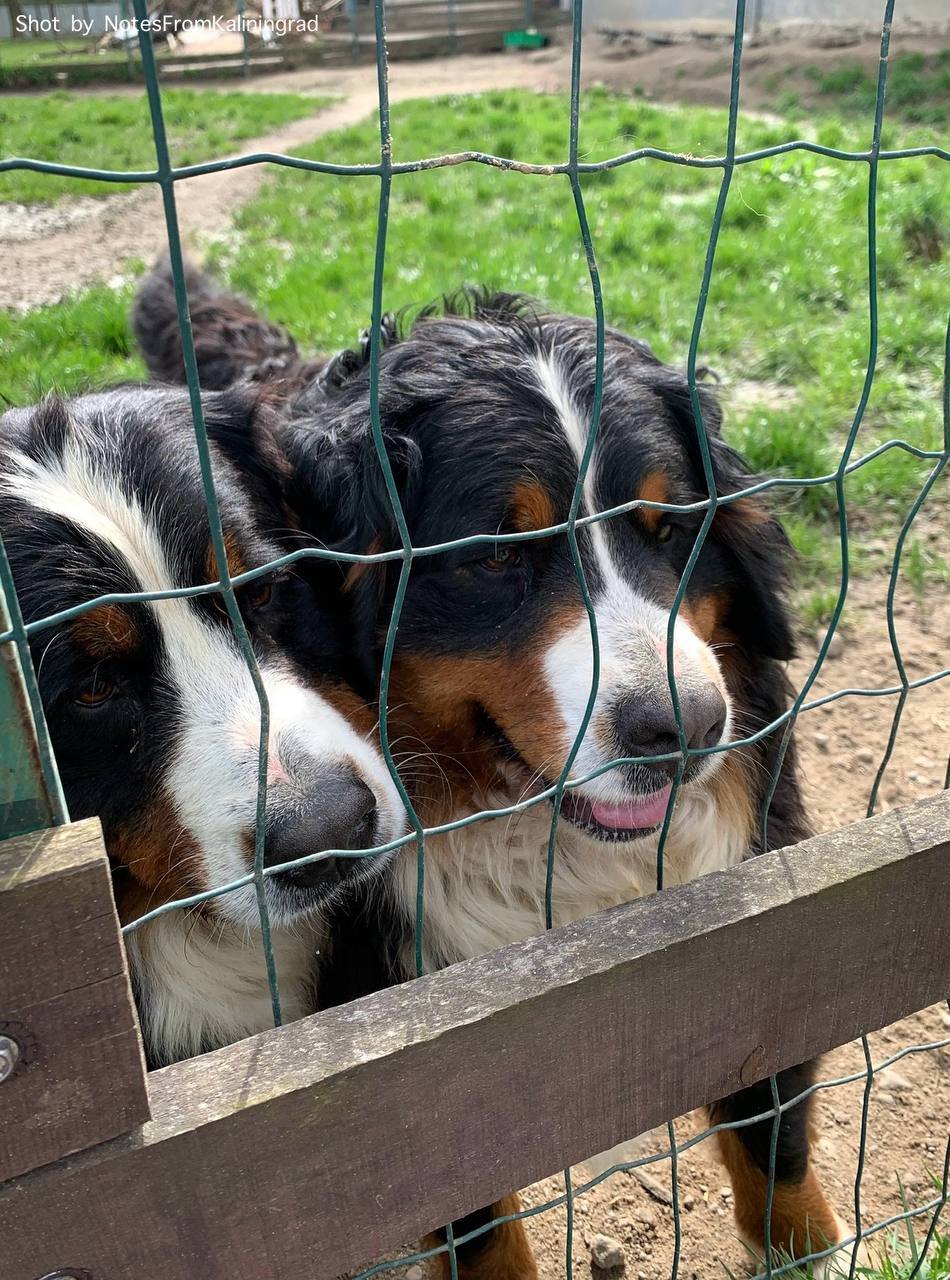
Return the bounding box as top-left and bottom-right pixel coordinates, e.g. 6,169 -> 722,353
247,580 -> 273,611
656,522 -> 674,544
76,678 -> 116,707
483,547 -> 521,572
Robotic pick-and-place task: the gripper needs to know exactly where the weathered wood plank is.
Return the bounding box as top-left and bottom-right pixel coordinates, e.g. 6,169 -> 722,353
0,819 -> 150,1182
2,793 -> 948,1279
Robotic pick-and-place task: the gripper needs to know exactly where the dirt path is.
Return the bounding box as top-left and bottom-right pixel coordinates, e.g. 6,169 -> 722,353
2,53 -> 563,311
5,26 -> 943,311
3,95 -> 366,311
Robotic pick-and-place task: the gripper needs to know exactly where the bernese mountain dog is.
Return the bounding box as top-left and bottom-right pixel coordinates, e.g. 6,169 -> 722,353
134,263 -> 852,1275
0,384 -> 404,1068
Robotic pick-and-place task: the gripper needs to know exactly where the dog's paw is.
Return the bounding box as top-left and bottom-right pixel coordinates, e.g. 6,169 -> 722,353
806,1217 -> 877,1279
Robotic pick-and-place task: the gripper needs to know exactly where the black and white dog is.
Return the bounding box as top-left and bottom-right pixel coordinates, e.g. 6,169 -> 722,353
135,264 -> 850,1274
0,384 -> 404,1067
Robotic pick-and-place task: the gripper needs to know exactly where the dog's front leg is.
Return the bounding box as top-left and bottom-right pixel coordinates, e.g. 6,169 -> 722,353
428,1195 -> 539,1280
710,1061 -> 850,1272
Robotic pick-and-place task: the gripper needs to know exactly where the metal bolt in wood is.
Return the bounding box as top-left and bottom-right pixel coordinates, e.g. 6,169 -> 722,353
0,1033 -> 20,1082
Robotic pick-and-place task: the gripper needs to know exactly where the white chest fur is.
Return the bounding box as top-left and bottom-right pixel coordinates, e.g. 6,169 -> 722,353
125,912 -> 321,1066
392,784 -> 750,974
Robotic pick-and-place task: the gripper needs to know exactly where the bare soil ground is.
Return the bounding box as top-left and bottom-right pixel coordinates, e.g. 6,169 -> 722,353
3,27 -> 943,310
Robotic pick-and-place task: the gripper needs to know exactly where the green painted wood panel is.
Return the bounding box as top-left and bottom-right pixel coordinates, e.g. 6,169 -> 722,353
0,557 -> 61,840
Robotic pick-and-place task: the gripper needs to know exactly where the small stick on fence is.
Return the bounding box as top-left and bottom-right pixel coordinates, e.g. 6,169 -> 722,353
629,1166 -> 675,1207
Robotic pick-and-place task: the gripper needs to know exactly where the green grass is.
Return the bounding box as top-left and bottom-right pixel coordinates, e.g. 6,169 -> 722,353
0,88 -> 324,203
780,1174 -> 950,1279
806,49 -> 950,129
772,1231 -> 950,1280
216,87 -> 950,594
0,280 -> 144,404
1,88 -> 947,596
0,37 -> 126,68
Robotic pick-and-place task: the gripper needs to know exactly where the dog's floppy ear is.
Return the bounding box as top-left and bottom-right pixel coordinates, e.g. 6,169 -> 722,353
341,425 -> 423,692
281,398 -> 423,691
276,312 -> 409,541
653,370 -> 797,662
199,385 -> 292,526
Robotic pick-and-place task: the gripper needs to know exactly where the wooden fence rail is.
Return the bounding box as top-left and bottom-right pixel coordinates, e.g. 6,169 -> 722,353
1,791 -> 948,1280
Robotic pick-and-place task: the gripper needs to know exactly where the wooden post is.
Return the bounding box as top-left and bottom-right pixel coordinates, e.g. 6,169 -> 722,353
1,792 -> 947,1280
0,819 -> 150,1183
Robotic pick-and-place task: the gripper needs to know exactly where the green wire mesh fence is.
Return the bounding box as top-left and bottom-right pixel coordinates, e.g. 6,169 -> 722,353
1,0 -> 949,1276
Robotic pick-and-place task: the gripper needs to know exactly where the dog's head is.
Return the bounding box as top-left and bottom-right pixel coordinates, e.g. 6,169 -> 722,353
0,387 -> 404,926
288,294 -> 794,844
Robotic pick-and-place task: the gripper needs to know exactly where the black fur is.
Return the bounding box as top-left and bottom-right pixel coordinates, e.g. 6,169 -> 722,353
280,295 -> 805,828
709,1063 -> 815,1183
133,255 -> 323,394
133,255 -> 404,404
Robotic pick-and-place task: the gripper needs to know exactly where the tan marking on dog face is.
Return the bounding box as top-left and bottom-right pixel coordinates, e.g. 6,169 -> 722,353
110,794 -> 205,914
683,591 -> 731,645
635,470 -> 671,534
207,529 -> 249,583
343,536 -> 385,593
319,679 -> 377,736
681,591 -> 742,687
510,480 -> 556,534
387,605 -> 586,820
72,604 -> 139,658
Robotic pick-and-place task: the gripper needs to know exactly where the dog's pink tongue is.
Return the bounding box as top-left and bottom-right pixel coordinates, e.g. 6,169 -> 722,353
589,784 -> 673,830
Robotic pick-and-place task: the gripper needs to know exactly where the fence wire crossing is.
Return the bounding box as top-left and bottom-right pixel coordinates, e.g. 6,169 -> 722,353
1,0 -> 949,1277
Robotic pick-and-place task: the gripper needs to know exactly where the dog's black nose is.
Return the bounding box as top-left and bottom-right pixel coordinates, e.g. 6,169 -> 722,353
265,774 -> 378,888
613,686 -> 727,777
